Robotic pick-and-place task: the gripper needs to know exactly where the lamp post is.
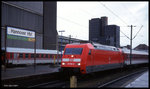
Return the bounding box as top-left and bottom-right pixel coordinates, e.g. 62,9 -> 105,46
58,30 -> 65,59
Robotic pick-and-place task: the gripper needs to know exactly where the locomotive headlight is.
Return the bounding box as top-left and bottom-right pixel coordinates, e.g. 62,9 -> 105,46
71,55 -> 74,58
62,62 -> 65,65
77,63 -> 81,66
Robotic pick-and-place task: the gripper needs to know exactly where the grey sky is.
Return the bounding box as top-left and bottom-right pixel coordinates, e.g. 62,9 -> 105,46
57,1 -> 148,48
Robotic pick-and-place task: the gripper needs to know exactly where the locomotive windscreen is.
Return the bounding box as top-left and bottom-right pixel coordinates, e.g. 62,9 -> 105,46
64,48 -> 83,55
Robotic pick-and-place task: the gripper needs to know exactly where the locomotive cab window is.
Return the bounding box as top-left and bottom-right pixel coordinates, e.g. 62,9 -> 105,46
64,48 -> 83,55
89,49 -> 91,55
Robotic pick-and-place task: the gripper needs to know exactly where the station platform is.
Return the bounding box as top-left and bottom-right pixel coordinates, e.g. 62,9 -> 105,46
125,70 -> 149,88
1,64 -> 60,80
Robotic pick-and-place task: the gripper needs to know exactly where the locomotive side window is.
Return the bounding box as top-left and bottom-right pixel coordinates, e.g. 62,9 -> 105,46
64,48 -> 83,55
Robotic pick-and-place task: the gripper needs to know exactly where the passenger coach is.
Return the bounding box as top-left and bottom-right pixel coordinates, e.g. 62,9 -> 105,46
1,47 -> 61,65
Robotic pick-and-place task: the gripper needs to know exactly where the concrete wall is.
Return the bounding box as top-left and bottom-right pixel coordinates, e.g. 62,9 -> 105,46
43,1 -> 57,50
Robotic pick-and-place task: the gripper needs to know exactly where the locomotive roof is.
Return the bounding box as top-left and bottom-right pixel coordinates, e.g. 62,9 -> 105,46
66,42 -> 119,51
91,42 -> 149,55
92,42 -> 119,51
122,48 -> 148,55
2,47 -> 61,54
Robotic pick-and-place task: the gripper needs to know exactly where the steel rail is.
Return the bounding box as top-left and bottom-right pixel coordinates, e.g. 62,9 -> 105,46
28,80 -> 69,88
98,67 -> 147,88
28,80 -> 60,88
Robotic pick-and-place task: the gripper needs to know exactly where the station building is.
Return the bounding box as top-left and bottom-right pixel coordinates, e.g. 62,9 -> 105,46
1,1 -> 57,50
1,1 -> 85,51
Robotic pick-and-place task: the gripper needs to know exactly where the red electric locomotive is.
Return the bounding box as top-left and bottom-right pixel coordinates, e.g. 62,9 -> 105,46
60,43 -> 148,74
60,43 -> 124,74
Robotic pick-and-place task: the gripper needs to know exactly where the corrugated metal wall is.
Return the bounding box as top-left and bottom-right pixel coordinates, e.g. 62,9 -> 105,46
1,2 -> 43,49
6,1 -> 43,14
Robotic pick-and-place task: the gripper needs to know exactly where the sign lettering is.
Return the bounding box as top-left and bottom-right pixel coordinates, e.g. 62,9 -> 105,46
7,27 -> 35,38
7,26 -> 35,42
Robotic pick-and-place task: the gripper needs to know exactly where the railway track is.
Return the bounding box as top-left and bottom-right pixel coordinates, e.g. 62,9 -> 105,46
28,80 -> 70,88
98,67 -> 148,88
2,71 -> 71,88
2,72 -> 63,87
2,64 -> 148,88
77,65 -> 148,88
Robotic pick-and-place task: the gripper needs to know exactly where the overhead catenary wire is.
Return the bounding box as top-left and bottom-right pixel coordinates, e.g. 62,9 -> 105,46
58,2 -> 145,42
82,2 -> 131,40
80,4 -> 132,41
121,3 -> 145,41
121,3 -> 143,26
98,2 -> 131,40
132,25 -> 143,40
58,16 -> 88,29
99,2 -> 144,42
99,2 -> 128,26
57,16 -> 88,39
120,30 -> 130,39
